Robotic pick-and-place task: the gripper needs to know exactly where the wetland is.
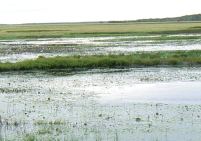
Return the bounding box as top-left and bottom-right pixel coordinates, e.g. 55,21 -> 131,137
0,22 -> 201,141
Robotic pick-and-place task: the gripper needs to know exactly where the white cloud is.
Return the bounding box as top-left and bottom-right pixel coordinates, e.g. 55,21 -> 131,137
0,0 -> 200,24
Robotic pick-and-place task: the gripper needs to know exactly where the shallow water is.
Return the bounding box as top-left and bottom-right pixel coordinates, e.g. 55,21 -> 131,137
0,67 -> 201,140
1,34 -> 201,140
99,81 -> 201,104
0,34 -> 201,62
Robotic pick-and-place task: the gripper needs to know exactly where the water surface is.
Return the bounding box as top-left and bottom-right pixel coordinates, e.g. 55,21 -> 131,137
0,35 -> 201,62
0,67 -> 201,140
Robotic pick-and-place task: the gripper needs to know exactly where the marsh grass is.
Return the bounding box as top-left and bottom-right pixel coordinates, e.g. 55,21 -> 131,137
0,22 -> 201,40
1,51 -> 201,71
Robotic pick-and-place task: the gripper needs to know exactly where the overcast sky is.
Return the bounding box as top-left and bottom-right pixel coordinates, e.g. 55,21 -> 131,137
0,0 -> 201,24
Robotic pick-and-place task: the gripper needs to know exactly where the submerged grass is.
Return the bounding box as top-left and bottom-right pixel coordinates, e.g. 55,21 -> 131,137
1,50 -> 201,71
35,119 -> 66,125
23,134 -> 36,141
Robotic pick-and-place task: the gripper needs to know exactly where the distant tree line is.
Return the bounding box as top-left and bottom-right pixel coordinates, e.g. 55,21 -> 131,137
135,14 -> 201,22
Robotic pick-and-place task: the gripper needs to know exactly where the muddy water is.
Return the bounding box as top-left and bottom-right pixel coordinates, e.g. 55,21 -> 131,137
0,35 -> 201,62
0,67 -> 201,140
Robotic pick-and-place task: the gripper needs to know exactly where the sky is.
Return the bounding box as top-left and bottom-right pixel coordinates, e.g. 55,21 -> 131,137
0,0 -> 201,24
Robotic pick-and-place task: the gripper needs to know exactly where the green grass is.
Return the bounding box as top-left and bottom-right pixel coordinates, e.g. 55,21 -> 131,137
0,22 -> 201,40
1,50 -> 201,72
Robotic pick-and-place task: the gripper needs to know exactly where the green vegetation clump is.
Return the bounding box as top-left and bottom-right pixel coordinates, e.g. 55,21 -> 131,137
0,51 -> 201,71
23,134 -> 37,141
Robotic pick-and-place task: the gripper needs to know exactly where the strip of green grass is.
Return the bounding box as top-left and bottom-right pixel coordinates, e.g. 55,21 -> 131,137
1,51 -> 201,72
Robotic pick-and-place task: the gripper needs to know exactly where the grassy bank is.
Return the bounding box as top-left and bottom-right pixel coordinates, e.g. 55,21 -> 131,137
0,22 -> 201,40
1,51 -> 201,71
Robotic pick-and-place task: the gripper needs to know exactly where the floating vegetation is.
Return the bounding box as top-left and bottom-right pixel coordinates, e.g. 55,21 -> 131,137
35,120 -> 66,125
23,134 -> 36,141
136,117 -> 142,122
0,87 -> 28,93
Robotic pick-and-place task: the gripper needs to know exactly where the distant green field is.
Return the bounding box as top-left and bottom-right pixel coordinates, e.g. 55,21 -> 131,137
1,50 -> 201,72
0,22 -> 201,40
